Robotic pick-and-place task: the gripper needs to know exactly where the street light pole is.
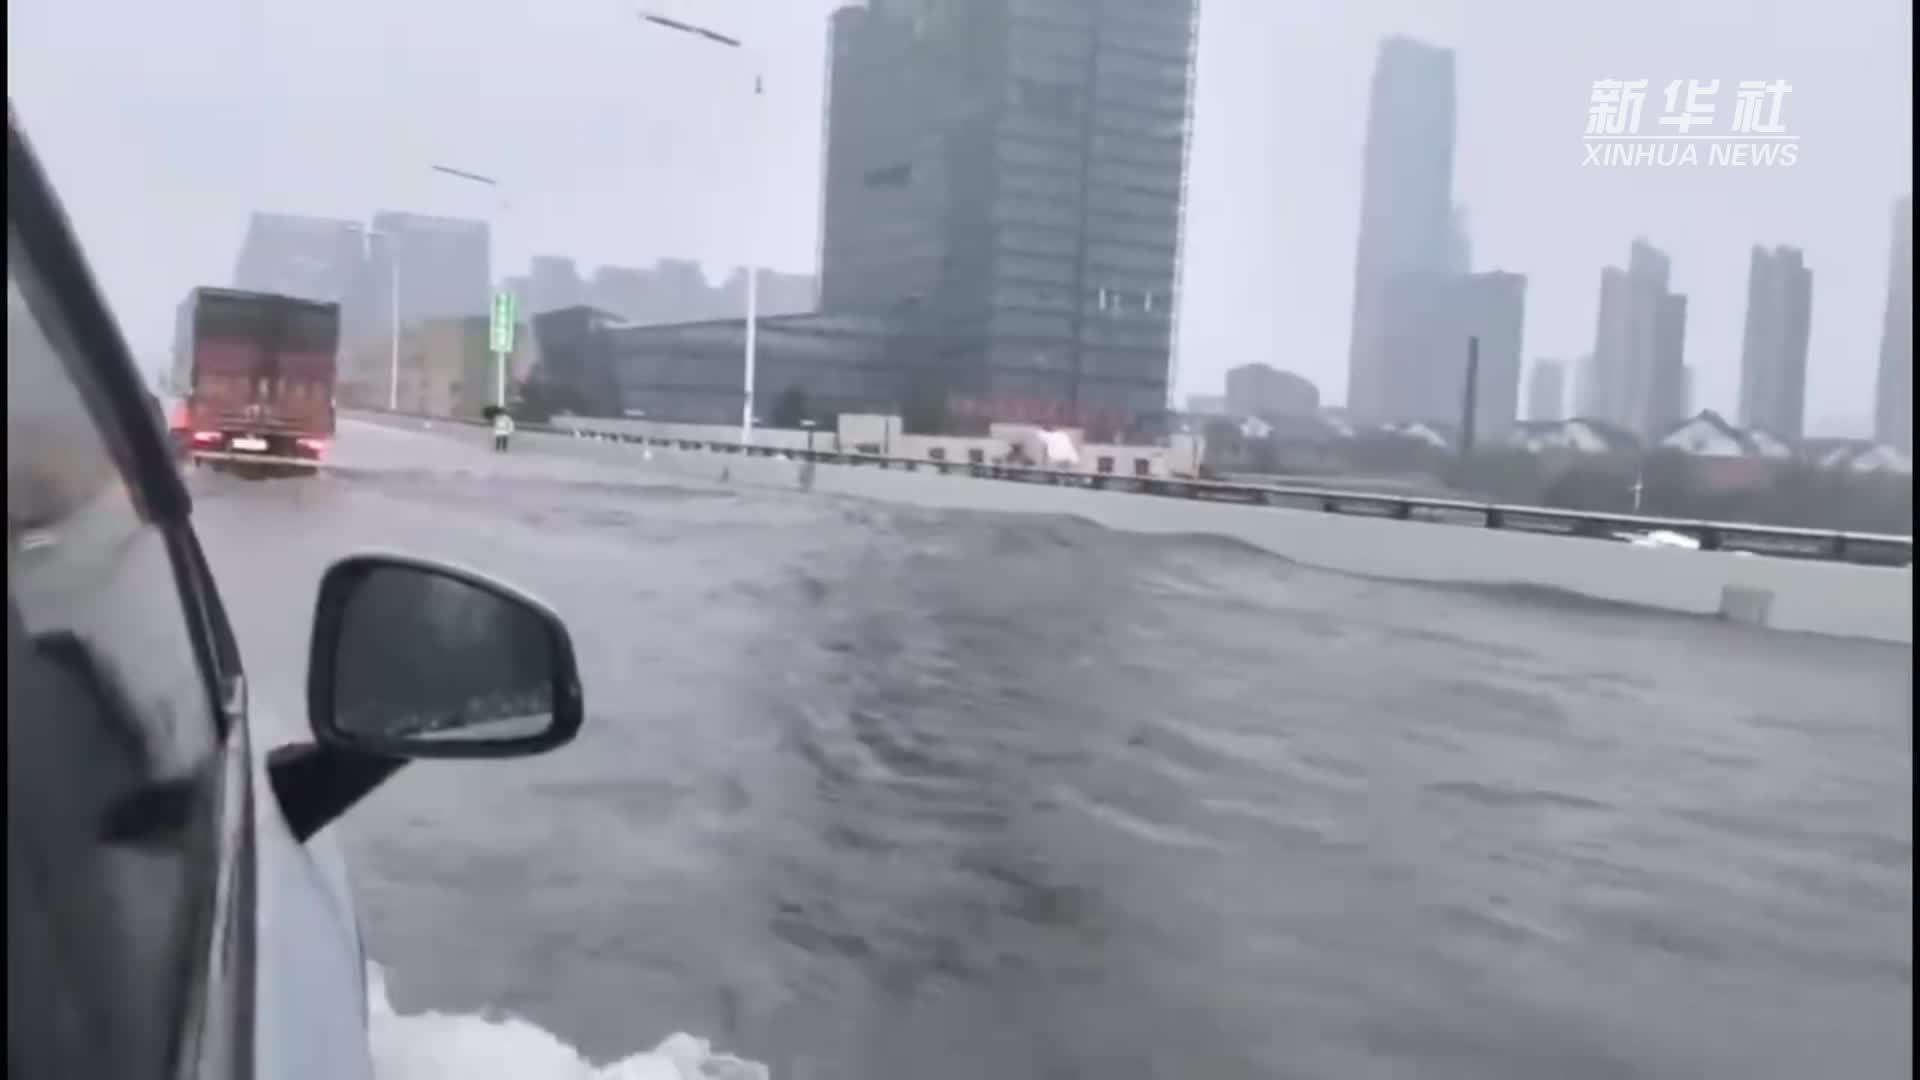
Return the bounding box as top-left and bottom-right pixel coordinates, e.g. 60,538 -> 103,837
744,235 -> 759,447
358,226 -> 402,410
382,236 -> 400,410
639,11 -> 762,445
430,163 -> 512,410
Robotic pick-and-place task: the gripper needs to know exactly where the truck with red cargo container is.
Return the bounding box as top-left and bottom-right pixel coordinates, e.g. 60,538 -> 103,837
175,287 -> 339,474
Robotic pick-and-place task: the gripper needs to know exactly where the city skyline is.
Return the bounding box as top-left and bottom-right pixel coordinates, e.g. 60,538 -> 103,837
10,0 -> 1910,432
207,65 -> 1908,444
235,171 -> 1900,446
228,205 -> 821,335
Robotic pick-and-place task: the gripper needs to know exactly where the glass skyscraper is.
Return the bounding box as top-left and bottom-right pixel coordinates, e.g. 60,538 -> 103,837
1345,35 -> 1457,424
818,0 -> 1200,438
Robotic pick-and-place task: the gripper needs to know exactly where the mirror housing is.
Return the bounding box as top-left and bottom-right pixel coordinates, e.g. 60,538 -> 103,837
305,554 -> 583,759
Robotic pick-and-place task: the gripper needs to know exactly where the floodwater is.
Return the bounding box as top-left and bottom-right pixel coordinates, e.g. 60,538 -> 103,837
193,420 -> 1911,1080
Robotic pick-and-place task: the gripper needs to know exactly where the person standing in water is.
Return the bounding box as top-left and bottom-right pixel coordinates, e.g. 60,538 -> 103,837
492,408 -> 515,453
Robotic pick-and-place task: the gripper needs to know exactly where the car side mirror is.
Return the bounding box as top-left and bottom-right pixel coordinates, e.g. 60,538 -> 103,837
306,554 -> 583,759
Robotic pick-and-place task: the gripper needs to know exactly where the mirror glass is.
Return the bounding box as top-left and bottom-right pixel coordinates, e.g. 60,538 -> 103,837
330,565 -> 558,747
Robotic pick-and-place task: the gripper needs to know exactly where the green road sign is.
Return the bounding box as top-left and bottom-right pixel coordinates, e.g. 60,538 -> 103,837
489,290 -> 517,352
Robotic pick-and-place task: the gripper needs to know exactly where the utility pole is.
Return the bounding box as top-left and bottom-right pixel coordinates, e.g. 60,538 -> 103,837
360,228 -> 400,411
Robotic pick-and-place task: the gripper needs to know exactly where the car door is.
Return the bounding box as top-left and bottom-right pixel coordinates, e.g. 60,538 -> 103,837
8,108 -> 257,1079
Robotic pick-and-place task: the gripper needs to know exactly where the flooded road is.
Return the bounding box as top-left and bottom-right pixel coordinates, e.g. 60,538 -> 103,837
194,420 -> 1911,1080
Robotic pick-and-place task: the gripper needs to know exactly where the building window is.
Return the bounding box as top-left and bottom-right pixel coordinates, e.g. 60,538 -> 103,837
1012,78 -> 1081,118
1133,458 -> 1151,476
862,163 -> 913,189
1097,455 -> 1115,473
968,448 -> 986,465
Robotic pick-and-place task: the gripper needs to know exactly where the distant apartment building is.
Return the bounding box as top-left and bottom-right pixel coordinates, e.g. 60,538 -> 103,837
232,212 -> 366,303
1568,354 -> 1596,416
1526,359 -> 1566,422
1875,196 -> 1912,451
1375,269 -> 1525,441
340,314 -> 531,417
1224,364 -> 1319,419
1184,393 -> 1227,416
232,212 -> 374,341
816,0 -> 1202,436
1737,245 -> 1813,439
525,260 -> 820,326
1455,271 -> 1525,442
1586,239 -> 1688,441
581,265 -> 653,322
714,268 -> 817,323
508,255 -> 587,317
1345,35 -> 1458,424
626,258 -> 729,322
367,211 -> 491,330
1446,204 -> 1472,276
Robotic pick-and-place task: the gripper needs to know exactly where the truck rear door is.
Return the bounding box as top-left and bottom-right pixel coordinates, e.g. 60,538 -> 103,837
188,293 -> 271,432
271,301 -> 338,438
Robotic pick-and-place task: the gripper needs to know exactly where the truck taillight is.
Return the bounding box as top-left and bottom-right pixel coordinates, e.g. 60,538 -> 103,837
191,430 -> 223,444
297,437 -> 328,455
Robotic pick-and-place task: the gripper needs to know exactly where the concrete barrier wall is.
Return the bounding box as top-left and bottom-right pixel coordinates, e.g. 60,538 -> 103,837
826,463 -> 1910,645
353,415 -> 1915,645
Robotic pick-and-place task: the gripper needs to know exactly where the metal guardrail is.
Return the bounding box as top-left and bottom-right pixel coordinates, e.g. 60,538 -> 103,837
347,409 -> 1916,568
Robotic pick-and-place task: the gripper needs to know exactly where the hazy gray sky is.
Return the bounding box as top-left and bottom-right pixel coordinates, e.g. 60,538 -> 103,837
9,0 -> 1912,430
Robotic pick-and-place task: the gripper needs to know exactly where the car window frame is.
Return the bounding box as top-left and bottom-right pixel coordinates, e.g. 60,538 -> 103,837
8,102 -> 245,727
9,98 -> 257,1078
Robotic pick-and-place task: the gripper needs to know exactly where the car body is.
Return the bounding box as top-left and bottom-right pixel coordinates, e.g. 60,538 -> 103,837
7,100 -> 583,1080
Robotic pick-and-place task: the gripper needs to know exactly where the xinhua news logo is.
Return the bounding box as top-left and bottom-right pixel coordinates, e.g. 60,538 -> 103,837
1583,79 -> 1798,168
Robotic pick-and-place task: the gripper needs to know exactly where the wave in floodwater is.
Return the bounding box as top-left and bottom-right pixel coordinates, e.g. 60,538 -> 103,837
368,964 -> 769,1080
